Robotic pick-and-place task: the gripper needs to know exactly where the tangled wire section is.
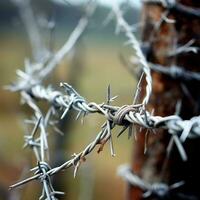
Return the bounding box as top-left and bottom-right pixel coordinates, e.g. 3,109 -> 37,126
118,165 -> 185,199
8,1 -> 200,200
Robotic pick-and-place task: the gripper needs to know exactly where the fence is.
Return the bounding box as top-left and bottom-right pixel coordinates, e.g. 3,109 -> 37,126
8,0 -> 200,199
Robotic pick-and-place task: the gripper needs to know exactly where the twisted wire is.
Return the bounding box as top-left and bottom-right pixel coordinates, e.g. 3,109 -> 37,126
142,0 -> 200,18
118,164 -> 185,199
11,0 -> 48,62
7,3 -> 95,93
9,81 -> 200,190
8,1 -> 96,199
9,1 -> 200,199
38,3 -> 96,81
20,91 -> 65,200
23,83 -> 200,140
112,2 -> 152,107
150,63 -> 200,81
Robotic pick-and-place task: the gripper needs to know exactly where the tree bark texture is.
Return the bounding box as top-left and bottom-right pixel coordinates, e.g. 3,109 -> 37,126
128,1 -> 200,200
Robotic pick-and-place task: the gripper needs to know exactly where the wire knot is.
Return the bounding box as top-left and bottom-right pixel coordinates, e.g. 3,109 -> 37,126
110,105 -> 141,125
34,162 -> 51,182
60,82 -> 86,110
24,135 -> 40,148
144,183 -> 169,198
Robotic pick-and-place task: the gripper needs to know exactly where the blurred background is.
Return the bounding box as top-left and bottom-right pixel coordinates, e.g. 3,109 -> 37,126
0,0 -> 141,199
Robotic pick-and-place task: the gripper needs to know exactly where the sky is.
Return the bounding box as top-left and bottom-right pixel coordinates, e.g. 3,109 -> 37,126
52,0 -> 142,9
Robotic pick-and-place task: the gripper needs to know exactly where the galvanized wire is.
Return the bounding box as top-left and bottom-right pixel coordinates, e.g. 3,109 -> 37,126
9,81 -> 200,190
112,2 -> 152,107
150,63 -> 200,81
8,1 -> 96,199
8,1 -> 200,199
118,164 -> 185,199
12,0 -> 49,62
142,0 -> 200,18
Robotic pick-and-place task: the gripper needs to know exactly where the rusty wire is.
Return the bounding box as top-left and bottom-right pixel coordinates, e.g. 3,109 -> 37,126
9,75 -> 200,192
8,1 -> 200,199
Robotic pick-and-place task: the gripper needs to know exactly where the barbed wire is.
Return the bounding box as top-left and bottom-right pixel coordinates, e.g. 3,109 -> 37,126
123,56 -> 200,82
118,164 -> 185,199
9,79 -> 200,191
150,63 -> 200,81
8,1 -> 200,199
112,2 -> 152,107
8,1 -> 96,199
20,91 -> 64,200
10,82 -> 200,140
168,40 -> 199,57
12,0 -> 49,62
142,0 -> 200,18
7,3 -> 96,93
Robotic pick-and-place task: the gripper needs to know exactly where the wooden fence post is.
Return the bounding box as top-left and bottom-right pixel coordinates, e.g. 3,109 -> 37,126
128,1 -> 200,199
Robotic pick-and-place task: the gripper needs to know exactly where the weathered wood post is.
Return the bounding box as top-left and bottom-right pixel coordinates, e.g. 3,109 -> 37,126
128,1 -> 200,199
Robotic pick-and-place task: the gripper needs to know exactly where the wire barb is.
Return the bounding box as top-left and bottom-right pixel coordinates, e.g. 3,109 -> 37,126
118,164 -> 185,199
8,1 -> 200,199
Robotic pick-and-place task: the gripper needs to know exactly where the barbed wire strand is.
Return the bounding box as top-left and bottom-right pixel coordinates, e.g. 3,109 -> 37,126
122,53 -> 200,82
6,2 -> 96,93
11,0 -> 48,62
142,0 -> 200,18
150,63 -> 200,81
168,39 -> 199,57
22,91 -> 66,200
118,164 -> 185,199
38,3 -> 96,81
8,2 -> 96,199
9,80 -> 200,191
112,2 -> 152,107
9,2 -> 200,199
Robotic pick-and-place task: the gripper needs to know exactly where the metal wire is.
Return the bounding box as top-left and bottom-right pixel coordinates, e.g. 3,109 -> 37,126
142,0 -> 200,18
11,0 -> 49,62
150,63 -> 200,81
8,1 -> 96,199
8,1 -> 200,199
9,80 -> 200,191
118,164 -> 185,199
112,2 -> 152,107
18,83 -> 200,140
